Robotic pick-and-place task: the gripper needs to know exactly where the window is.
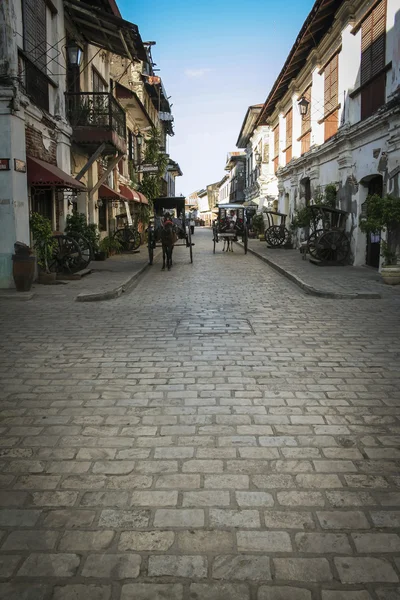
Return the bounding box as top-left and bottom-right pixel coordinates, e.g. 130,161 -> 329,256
273,124 -> 279,173
22,0 -> 49,111
300,86 -> 311,155
98,201 -> 108,232
93,69 -> 107,93
360,0 -> 386,119
323,54 -> 339,141
285,109 -> 293,164
127,129 -> 135,162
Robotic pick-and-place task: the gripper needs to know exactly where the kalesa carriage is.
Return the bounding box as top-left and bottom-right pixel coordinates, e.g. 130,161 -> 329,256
147,197 -> 193,265
212,204 -> 248,254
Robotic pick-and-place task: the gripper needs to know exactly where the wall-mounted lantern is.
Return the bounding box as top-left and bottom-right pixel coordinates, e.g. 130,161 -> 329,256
67,42 -> 83,67
298,96 -> 310,117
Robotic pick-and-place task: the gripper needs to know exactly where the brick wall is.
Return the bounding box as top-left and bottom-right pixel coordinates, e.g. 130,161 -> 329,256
25,125 -> 57,164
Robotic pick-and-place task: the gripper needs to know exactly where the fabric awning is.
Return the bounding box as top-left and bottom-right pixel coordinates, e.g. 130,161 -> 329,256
27,156 -> 86,190
98,184 -> 125,200
120,185 -> 148,205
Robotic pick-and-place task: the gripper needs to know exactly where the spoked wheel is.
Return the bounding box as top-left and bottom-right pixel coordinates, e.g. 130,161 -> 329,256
114,228 -> 141,251
306,229 -> 325,259
316,230 -> 350,263
188,227 -> 193,263
243,227 -> 248,254
265,225 -> 290,247
49,235 -> 82,274
69,232 -> 92,269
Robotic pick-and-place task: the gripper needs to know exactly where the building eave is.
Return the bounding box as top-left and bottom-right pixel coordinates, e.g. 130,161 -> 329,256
236,104 -> 263,148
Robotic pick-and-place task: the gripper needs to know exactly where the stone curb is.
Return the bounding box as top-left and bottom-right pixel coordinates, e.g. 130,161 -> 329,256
241,243 -> 382,300
75,250 -> 161,303
0,292 -> 35,301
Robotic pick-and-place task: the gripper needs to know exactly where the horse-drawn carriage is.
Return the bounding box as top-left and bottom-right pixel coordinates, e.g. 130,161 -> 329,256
147,197 -> 193,267
262,210 -> 290,247
306,205 -> 350,264
212,204 -> 248,254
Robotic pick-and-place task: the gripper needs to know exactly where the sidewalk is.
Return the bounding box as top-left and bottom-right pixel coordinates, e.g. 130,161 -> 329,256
0,247 -> 158,303
244,238 -> 400,299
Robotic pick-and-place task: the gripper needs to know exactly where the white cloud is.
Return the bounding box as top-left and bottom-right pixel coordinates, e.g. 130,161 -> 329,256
184,68 -> 212,79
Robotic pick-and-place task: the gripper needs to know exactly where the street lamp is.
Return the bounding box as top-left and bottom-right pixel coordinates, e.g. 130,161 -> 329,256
67,42 -> 83,67
136,131 -> 143,146
298,96 -> 310,118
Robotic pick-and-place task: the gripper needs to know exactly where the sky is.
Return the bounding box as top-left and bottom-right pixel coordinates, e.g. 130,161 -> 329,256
118,0 -> 315,196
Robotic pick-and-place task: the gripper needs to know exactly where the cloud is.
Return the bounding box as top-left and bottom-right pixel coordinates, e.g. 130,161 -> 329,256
184,68 -> 213,79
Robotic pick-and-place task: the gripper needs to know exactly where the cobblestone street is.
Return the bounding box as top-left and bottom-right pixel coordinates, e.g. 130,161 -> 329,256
0,228 -> 400,600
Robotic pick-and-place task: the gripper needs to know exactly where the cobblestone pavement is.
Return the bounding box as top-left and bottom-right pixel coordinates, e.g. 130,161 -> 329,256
0,228 -> 400,600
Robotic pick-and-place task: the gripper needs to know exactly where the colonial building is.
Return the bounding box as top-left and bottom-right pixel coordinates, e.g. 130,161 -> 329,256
219,152 -> 246,204
236,104 -> 278,209
256,0 -> 400,268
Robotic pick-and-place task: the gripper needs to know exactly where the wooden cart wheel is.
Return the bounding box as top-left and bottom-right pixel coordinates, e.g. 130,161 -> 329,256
265,225 -> 289,247
114,228 -> 141,252
243,226 -> 248,254
49,235 -> 82,274
316,230 -> 350,263
69,232 -> 92,269
306,229 -> 325,259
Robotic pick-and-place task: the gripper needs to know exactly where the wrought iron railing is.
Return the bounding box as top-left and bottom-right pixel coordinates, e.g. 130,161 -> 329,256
66,92 -> 126,139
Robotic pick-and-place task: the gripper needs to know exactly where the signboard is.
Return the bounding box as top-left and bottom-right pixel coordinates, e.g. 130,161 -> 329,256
14,159 -> 26,173
0,159 -> 10,171
123,201 -> 133,226
137,164 -> 158,174
147,76 -> 161,85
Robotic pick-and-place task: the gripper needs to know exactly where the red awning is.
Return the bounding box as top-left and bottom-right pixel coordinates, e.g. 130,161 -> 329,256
98,184 -> 125,200
120,185 -> 148,205
27,156 -> 86,190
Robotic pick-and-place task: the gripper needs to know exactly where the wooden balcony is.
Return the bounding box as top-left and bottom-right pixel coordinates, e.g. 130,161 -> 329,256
66,92 -> 127,155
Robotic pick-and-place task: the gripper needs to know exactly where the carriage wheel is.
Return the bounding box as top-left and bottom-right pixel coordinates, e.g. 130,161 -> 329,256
68,232 -> 92,269
114,228 -> 141,252
188,227 -> 193,263
306,229 -> 325,259
243,227 -> 248,254
265,225 -> 289,247
316,230 -> 350,263
49,235 -> 82,274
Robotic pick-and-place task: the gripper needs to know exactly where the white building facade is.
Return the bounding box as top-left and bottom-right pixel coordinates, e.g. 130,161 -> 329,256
257,0 -> 400,268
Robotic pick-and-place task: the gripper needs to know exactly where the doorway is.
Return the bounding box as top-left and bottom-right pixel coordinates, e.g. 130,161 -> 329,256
365,175 -> 383,268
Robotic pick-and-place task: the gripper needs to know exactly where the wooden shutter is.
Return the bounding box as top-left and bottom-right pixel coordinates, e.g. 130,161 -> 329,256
361,0 -> 386,119
285,109 -> 293,163
324,54 -> 339,141
273,124 -> 279,173
22,0 -> 47,71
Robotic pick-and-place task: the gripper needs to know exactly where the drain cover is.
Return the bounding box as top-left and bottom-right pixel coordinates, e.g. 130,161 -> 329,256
174,318 -> 254,336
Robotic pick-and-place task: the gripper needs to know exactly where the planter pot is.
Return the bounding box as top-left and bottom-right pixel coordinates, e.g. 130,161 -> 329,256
12,254 -> 36,292
258,234 -> 265,241
95,252 -> 107,261
38,272 -> 57,285
381,265 -> 400,285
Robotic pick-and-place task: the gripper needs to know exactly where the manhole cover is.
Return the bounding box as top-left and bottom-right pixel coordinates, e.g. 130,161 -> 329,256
174,318 -> 254,336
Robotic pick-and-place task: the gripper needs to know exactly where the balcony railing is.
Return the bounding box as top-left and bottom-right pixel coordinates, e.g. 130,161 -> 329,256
66,92 -> 126,140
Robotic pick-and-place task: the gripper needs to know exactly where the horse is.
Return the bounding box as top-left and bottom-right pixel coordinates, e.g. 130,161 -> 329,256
222,237 -> 234,252
160,220 -> 177,270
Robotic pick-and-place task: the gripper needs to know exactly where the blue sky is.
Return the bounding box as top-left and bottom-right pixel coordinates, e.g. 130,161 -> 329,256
119,0 -> 315,196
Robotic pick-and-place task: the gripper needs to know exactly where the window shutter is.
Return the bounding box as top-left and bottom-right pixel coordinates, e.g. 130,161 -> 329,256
23,0 -> 47,71
360,0 -> 386,119
324,54 -> 339,140
285,109 -> 292,164
273,124 -> 279,173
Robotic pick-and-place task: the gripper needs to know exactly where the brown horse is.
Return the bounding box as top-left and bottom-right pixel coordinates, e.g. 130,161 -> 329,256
160,220 -> 177,270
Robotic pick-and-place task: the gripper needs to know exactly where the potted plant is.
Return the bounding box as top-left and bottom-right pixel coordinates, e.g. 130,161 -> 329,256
30,212 -> 57,284
65,212 -> 100,260
252,213 -> 265,240
12,242 -> 36,292
99,236 -> 122,258
359,194 -> 400,285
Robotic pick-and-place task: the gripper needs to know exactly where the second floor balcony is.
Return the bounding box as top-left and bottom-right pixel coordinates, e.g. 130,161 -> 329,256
66,92 -> 127,156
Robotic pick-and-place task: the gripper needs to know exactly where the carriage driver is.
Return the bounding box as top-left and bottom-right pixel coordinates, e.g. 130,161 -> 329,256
228,210 -> 237,224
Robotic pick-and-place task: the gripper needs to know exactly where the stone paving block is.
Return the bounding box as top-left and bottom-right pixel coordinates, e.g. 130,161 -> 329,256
131,491 -> 178,507
277,491 -> 325,506
0,555 -> 22,577
2,530 -> 58,550
52,585 -> 111,600
258,587 -> 312,600
81,553 -> 141,578
156,474 -> 200,488
334,557 -> 399,583
370,511 -> 400,527
236,491 -> 274,507
59,530 -> 114,551
212,554 -> 271,580
296,474 -> 342,488
237,531 -> 292,552
204,474 -> 250,488
42,509 -> 96,529
253,475 -> 294,489
154,508 -> 204,528
274,558 -> 333,582
0,509 -> 41,527
317,510 -> 370,529
295,532 -> 352,554
209,509 -> 260,528
30,491 -> 78,507
121,584 -> 183,600
352,532 -> 400,552
189,583 -> 250,600
264,511 -> 315,529
80,491 -> 130,507
99,509 -> 150,528
182,491 -> 230,507
325,491 -> 375,507
177,530 -> 234,553
119,531 -> 175,551
0,583 -> 48,600
148,555 -> 207,578
375,588 -> 400,600
17,553 -> 80,577
321,592 -> 373,600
